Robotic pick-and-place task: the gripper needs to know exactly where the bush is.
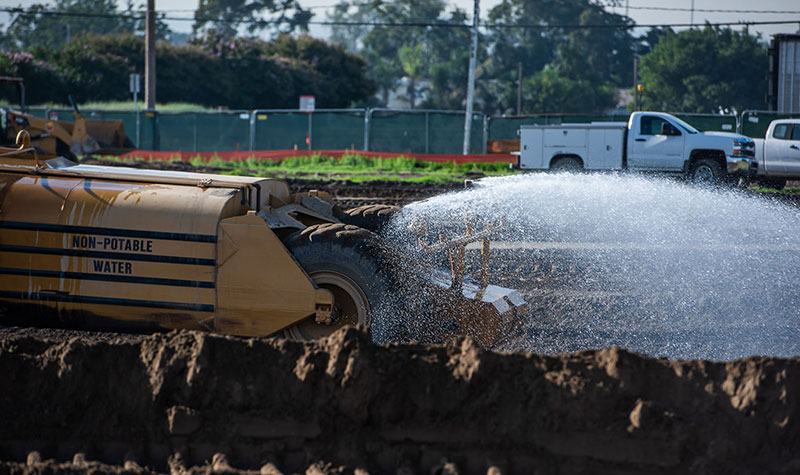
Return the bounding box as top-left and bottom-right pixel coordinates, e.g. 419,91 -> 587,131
6,33 -> 376,109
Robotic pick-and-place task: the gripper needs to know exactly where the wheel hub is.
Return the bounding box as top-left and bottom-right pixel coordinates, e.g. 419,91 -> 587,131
285,270 -> 370,340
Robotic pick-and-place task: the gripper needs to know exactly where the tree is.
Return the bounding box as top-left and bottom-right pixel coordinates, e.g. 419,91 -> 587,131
481,0 -> 635,115
639,26 -> 768,112
0,33 -> 375,109
522,65 -> 615,114
2,0 -> 170,51
552,5 -> 634,87
193,0 -> 311,42
398,43 -> 425,108
330,0 -> 476,109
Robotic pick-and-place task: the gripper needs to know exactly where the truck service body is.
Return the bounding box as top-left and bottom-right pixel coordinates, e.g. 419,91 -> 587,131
516,112 -> 756,182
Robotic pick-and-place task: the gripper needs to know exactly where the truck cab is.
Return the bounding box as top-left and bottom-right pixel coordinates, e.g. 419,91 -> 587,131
626,112 -> 755,179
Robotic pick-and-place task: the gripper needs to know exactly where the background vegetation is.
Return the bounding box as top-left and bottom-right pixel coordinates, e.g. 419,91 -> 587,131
0,0 -> 771,114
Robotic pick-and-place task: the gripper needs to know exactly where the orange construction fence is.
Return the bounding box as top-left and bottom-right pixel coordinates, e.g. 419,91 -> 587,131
121,149 -> 517,164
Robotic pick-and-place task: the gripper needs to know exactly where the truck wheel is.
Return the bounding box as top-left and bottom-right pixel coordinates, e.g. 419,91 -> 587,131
282,223 -> 400,341
757,178 -> 787,190
337,204 -> 397,233
551,157 -> 583,171
690,158 -> 724,184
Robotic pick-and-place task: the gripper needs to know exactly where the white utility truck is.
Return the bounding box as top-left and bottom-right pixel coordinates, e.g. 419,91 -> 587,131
752,118 -> 800,190
515,111 -> 756,183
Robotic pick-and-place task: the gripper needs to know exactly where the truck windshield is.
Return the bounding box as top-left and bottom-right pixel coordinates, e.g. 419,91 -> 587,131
670,117 -> 699,134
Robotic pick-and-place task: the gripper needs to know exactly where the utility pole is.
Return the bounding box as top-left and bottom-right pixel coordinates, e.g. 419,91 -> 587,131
462,0 -> 479,155
145,0 -> 156,110
633,57 -> 640,111
516,61 -> 522,115
690,0 -> 695,27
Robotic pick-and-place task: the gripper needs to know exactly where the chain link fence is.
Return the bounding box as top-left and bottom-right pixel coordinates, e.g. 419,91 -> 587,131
21,107 -> 770,154
740,110 -> 800,138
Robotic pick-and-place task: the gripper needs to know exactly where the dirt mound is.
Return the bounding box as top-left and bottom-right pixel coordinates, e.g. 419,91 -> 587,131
1,326 -> 799,474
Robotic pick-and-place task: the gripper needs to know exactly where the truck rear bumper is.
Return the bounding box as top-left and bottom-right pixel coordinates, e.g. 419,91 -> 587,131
726,156 -> 757,176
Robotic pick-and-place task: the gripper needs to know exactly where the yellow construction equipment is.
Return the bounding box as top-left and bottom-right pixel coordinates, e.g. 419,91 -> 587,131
1,76 -> 134,159
0,131 -> 525,348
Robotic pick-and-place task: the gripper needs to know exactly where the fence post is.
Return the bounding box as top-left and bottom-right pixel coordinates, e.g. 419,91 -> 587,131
249,110 -> 256,151
193,114 -> 197,152
152,111 -> 160,150
482,114 -> 488,154
425,112 -> 430,154
308,113 -> 313,150
363,108 -> 371,151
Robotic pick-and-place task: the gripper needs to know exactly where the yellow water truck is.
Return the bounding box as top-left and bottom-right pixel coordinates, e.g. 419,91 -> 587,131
0,132 -> 525,346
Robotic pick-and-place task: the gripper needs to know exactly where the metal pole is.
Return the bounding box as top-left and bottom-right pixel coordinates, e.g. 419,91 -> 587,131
249,111 -> 256,151
363,108 -> 371,151
308,113 -> 312,150
516,61 -> 522,115
633,57 -> 639,112
482,115 -> 488,154
134,82 -> 140,148
193,114 -> 197,152
462,0 -> 479,155
425,112 -> 430,154
145,0 -> 156,110
690,0 -> 694,27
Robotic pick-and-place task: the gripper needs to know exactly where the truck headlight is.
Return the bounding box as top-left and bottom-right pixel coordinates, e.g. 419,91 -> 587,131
733,140 -> 754,157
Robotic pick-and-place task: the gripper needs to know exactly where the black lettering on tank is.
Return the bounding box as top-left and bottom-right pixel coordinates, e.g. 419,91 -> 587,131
92,259 -> 133,274
72,235 -> 97,249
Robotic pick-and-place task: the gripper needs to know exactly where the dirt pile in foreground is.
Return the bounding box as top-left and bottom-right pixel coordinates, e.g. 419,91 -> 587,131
1,326 -> 799,474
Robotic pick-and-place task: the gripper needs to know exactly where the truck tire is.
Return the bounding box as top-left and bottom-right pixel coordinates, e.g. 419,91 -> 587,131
551,156 -> 583,171
757,178 -> 787,190
690,158 -> 724,184
282,223 -> 401,341
337,204 -> 397,233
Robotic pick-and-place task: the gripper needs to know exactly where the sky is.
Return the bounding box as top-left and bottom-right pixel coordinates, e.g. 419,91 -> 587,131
1,0 -> 799,40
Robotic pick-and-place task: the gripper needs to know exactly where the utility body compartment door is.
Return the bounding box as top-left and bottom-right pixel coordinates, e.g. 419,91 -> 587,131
519,127 -> 544,169
586,126 -> 625,170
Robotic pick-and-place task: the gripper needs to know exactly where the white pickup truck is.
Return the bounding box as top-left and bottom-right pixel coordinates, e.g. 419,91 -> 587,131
752,119 -> 800,190
515,111 -> 756,183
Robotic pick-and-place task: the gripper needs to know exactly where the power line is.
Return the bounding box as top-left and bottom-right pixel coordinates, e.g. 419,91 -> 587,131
614,5 -> 800,15
1,6 -> 799,30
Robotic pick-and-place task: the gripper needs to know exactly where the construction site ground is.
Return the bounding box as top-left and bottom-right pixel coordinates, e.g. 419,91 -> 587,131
2,161 -> 799,474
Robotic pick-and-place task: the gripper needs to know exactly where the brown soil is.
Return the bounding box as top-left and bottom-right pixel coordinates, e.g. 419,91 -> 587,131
5,160 -> 799,474
2,326 -> 799,475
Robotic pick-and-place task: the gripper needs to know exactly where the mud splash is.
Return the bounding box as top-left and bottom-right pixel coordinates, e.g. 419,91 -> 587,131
384,173 -> 800,360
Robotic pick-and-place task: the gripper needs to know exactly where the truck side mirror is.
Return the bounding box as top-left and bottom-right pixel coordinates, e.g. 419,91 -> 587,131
661,123 -> 681,136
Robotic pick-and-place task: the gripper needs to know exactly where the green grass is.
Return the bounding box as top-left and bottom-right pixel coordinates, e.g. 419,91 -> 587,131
750,186 -> 800,194
101,152 -> 517,182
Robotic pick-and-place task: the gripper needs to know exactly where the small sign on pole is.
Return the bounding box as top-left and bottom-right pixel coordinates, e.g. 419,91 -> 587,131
299,95 -> 315,113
